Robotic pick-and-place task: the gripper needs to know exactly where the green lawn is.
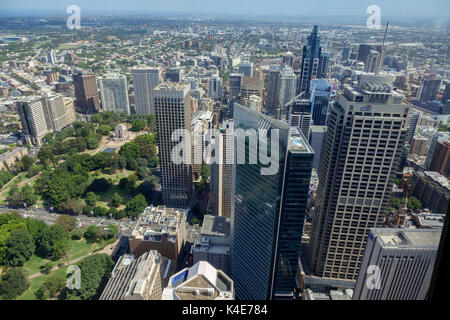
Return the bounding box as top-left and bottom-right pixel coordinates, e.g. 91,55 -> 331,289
18,267 -> 68,300
23,238 -> 107,276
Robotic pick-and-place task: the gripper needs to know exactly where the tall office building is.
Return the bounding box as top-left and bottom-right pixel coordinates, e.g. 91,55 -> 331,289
266,65 -> 281,112
406,110 -> 421,145
298,25 -> 328,96
277,66 -> 297,111
132,67 -> 161,115
282,52 -> 295,68
208,75 -> 223,100
210,120 -> 234,218
72,72 -> 100,113
419,75 -> 441,105
353,228 -> 440,300
364,50 -> 381,73
310,79 -> 334,126
229,73 -> 242,99
342,47 -> 352,61
307,73 -> 411,281
310,125 -> 327,171
287,98 -> 312,141
44,94 -> 74,132
231,103 -> 313,299
238,61 -> 253,78
98,74 -> 130,115
47,50 -> 57,65
429,140 -> 450,178
357,44 -> 374,62
154,83 -> 192,207
17,96 -> 50,146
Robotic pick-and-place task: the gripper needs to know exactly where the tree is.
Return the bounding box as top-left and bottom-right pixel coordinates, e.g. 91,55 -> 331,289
85,192 -> 99,207
20,155 -> 35,172
407,197 -> 422,211
0,267 -> 29,299
60,198 -> 85,215
96,124 -> 112,136
65,254 -> 114,300
391,198 -> 403,210
52,237 -> 71,259
88,178 -> 111,193
84,225 -> 103,243
104,225 -> 118,239
6,229 -> 35,266
35,275 -> 66,300
43,261 -> 54,274
56,215 -> 77,232
71,228 -> 84,240
93,206 -> 108,217
125,194 -> 147,218
36,224 -> 69,258
111,192 -> 123,207
131,118 -> 147,131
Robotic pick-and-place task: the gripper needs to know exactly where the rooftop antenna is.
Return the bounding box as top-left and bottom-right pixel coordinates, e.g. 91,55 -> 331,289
376,21 -> 389,75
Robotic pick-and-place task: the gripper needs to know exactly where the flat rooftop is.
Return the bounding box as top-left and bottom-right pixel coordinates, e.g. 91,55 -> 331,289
373,228 -> 441,248
288,127 -> 314,154
201,215 -> 230,238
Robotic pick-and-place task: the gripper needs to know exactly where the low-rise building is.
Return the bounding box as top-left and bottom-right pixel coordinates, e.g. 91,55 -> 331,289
412,171 -> 450,215
162,261 -> 234,300
191,215 -> 231,275
129,206 -> 188,261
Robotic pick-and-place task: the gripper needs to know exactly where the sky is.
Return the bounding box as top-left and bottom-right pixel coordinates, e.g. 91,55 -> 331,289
0,0 -> 449,19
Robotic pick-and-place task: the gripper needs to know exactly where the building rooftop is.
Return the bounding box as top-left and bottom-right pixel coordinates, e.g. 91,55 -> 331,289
162,261 -> 234,300
288,127 -> 314,154
373,228 -> 441,248
423,171 -> 450,190
131,206 -> 188,242
201,215 -> 230,238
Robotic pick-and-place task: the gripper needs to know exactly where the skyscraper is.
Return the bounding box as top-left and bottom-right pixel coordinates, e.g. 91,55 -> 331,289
208,75 -> 223,100
73,72 -> 100,113
298,25 -> 328,96
44,94 -> 74,132
353,228 -> 440,300
47,50 -> 57,65
282,52 -> 295,68
231,103 -> 313,299
210,120 -> 234,218
266,65 -> 281,112
229,73 -> 242,99
364,50 -> 381,73
154,83 -> 192,207
132,67 -> 161,115
287,98 -> 312,141
165,68 -> 183,83
406,110 -> 421,146
98,73 -> 130,115
307,73 -> 411,281
419,74 -> 441,105
310,79 -> 334,126
238,61 -> 253,78
277,66 -> 297,112
17,96 -> 50,146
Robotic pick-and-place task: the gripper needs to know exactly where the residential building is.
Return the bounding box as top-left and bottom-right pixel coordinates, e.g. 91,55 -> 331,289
412,171 -> 450,215
72,72 -> 100,113
132,67 -> 161,115
98,73 -> 130,115
17,96 -> 50,146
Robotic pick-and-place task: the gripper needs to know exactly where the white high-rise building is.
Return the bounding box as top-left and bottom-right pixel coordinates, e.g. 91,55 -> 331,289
17,96 -> 50,146
98,73 -> 130,115
353,228 -> 440,300
278,66 -> 297,111
308,73 -> 411,281
132,67 -> 161,115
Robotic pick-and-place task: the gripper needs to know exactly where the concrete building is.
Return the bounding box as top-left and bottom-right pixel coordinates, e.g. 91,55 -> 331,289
287,98 -> 312,140
165,68 -> 183,83
43,94 -> 74,132
0,147 -> 28,171
238,61 -> 253,78
192,215 -> 231,275
412,171 -> 449,215
129,206 -> 188,260
98,73 -> 130,115
132,67 -> 161,115
308,73 -> 411,281
419,75 -> 441,105
100,251 -> 173,300
229,73 -> 242,99
410,135 -> 429,156
353,228 -> 441,300
364,50 -> 381,73
154,83 -> 192,206
278,66 -> 297,111
265,65 -> 281,112
310,79 -> 335,126
406,110 -> 421,146
162,261 -> 234,300
310,125 -> 327,171
191,110 -> 214,181
72,72 -> 100,113
240,76 -> 264,105
429,140 -> 450,178
17,96 -> 50,146
210,120 -> 233,218
114,123 -> 128,141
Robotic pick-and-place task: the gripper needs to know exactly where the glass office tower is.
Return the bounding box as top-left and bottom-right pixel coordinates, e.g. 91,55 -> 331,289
231,103 -> 313,299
